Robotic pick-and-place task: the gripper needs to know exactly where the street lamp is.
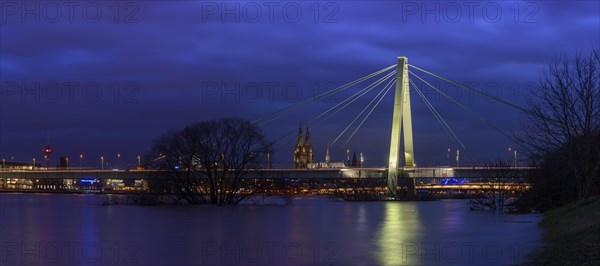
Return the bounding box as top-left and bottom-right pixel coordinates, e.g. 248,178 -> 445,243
508,148 -> 517,167
100,156 -> 104,170
80,154 -> 83,168
65,157 -> 69,170
32,158 -> 36,169
2,158 -> 5,169
455,149 -> 460,167
117,153 -> 121,169
447,147 -> 451,166
137,155 -> 141,168
346,148 -> 350,166
360,152 -> 364,168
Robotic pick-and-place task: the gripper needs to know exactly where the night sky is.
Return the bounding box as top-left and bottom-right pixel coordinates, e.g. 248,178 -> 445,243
1,1 -> 599,168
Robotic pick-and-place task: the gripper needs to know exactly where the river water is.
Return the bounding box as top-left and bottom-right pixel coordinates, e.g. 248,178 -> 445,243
0,194 -> 541,265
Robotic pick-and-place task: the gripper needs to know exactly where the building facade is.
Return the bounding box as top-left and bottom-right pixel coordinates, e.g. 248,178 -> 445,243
293,125 -> 314,168
307,144 -> 346,169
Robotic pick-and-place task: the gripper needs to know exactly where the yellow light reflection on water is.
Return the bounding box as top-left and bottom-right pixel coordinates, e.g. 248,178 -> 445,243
375,202 -> 423,266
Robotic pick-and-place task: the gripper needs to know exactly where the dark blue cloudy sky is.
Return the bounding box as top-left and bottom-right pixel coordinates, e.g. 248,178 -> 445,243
1,0 -> 599,168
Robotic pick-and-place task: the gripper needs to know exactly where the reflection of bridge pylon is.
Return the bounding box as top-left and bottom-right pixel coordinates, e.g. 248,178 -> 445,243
388,56 -> 415,197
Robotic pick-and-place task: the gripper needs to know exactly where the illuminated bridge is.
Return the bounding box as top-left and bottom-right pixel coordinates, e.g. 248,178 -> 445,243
0,167 -> 534,193
252,56 -> 531,196
1,57 -> 532,196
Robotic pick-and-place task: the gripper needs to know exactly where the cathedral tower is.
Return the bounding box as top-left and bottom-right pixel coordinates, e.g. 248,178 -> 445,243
292,123 -> 314,168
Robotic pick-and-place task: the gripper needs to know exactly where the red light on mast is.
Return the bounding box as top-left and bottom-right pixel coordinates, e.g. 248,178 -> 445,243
42,146 -> 53,155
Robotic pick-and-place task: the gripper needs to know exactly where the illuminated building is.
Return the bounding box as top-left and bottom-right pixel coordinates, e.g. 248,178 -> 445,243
307,144 -> 346,169
293,124 -> 314,168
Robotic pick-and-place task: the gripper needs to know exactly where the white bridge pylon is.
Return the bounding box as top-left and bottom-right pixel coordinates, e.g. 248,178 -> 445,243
387,56 -> 415,196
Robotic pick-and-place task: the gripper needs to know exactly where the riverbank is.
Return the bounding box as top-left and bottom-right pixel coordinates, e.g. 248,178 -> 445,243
528,196 -> 600,265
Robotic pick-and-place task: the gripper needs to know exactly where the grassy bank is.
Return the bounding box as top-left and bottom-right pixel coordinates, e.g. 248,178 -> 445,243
528,197 -> 600,265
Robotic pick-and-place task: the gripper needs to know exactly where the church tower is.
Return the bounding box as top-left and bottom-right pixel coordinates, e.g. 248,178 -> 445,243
293,123 -> 304,168
304,126 -> 314,164
292,123 -> 314,168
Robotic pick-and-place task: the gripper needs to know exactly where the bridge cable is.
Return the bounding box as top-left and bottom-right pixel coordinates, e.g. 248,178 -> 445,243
254,65 -> 392,125
310,70 -> 397,124
409,64 -> 529,114
409,78 -> 468,152
410,77 -> 476,163
269,69 -> 397,152
409,78 -> 448,137
331,73 -> 396,146
278,70 -> 397,151
409,71 -> 515,142
341,74 -> 397,146
253,64 -> 396,125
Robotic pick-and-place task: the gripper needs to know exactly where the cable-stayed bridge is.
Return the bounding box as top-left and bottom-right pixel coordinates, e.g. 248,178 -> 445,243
0,57 -> 533,195
253,56 -> 531,196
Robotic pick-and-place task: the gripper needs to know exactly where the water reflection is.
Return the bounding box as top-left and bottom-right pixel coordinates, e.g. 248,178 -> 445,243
0,195 -> 540,265
79,202 -> 100,264
439,200 -> 465,231
375,202 -> 422,265
356,205 -> 368,234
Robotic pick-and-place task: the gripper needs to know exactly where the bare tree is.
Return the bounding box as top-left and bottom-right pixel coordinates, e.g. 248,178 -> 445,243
470,159 -> 526,211
148,117 -> 271,205
519,50 -> 600,201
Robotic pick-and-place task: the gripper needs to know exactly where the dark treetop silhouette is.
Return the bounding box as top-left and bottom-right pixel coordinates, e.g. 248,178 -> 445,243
148,117 -> 271,205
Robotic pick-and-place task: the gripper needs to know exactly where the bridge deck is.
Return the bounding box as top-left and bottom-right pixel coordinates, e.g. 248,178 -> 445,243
0,167 -> 533,193
0,167 -> 534,179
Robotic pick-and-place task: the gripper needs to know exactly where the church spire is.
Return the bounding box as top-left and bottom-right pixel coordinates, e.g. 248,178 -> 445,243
304,126 -> 313,163
296,123 -> 303,146
325,143 -> 331,164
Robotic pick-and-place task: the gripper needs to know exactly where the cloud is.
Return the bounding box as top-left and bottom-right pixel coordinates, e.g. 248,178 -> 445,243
1,0 -> 598,165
